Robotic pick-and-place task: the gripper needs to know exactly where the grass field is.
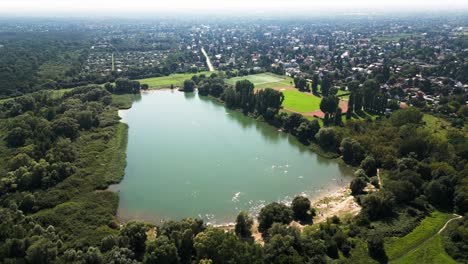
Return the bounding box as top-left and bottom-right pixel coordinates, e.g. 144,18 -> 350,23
385,211 -> 455,263
226,73 -> 294,89
281,90 -> 322,113
393,236 -> 457,264
423,114 -> 452,137
137,71 -> 213,89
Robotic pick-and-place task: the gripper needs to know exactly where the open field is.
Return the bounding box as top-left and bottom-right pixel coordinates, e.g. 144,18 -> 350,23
227,73 -> 294,89
385,211 -> 456,262
0,88 -> 74,104
137,71 -> 213,89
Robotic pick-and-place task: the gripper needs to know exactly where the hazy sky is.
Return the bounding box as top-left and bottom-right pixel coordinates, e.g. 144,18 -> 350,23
1,0 -> 468,16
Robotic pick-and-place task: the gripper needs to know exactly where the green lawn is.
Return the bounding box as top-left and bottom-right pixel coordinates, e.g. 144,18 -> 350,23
385,211 -> 455,262
137,71 -> 213,89
281,90 -> 322,113
227,73 -> 294,89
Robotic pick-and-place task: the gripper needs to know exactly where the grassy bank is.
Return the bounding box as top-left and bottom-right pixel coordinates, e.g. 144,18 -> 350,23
385,211 -> 456,262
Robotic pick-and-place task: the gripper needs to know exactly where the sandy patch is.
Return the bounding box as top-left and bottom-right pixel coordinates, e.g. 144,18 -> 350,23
311,186 -> 360,224
216,185 -> 360,245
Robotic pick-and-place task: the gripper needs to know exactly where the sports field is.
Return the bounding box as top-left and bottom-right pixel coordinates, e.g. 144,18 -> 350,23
137,71 -> 213,89
226,73 -> 294,89
281,90 -> 322,113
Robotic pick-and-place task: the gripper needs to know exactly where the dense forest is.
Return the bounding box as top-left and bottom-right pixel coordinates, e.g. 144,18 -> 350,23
0,32 -> 91,98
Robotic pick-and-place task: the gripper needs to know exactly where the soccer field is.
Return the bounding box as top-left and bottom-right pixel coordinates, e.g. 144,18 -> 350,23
226,73 -> 292,88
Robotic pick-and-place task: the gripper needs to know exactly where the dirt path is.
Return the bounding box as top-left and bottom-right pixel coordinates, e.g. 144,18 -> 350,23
201,47 -> 215,72
437,214 -> 462,234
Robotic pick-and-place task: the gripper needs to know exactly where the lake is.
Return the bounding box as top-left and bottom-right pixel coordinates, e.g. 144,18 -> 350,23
116,90 -> 353,225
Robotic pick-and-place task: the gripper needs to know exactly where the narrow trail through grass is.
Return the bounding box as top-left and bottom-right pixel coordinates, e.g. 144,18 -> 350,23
388,213 -> 461,263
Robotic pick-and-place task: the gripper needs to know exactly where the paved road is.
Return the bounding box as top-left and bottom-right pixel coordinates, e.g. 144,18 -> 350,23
201,47 -> 215,72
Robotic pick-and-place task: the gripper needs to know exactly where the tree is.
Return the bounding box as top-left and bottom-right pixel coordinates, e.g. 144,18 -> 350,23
52,117 -> 79,139
346,93 -> 354,119
315,127 -> 340,151
296,120 -> 320,144
340,138 -> 365,165
235,211 -> 253,240
320,96 -> 339,126
254,88 -> 284,117
258,202 -> 294,234
347,80 -> 360,92
425,179 -> 453,210
361,191 -> 395,220
264,234 -> 303,264
115,78 -> 140,94
235,80 -> 255,113
283,113 -> 304,134
25,238 -> 58,264
194,228 -> 263,264
361,156 -> 377,177
294,77 -> 307,91
144,236 -> 180,264
368,235 -> 386,260
183,80 -> 195,92
291,196 -> 311,222
6,127 -> 30,147
75,110 -> 99,130
350,177 -> 367,195
119,221 -> 148,256
311,74 -> 319,94
104,247 -> 136,264
222,87 -> 237,109
334,107 -> 342,126
84,247 -> 103,264
321,75 -> 332,96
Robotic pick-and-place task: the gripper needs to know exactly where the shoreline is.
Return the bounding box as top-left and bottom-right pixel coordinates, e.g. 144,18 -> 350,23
217,184 -> 360,230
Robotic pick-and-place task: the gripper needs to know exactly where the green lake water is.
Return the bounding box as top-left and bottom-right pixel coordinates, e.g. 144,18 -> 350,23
116,90 -> 353,225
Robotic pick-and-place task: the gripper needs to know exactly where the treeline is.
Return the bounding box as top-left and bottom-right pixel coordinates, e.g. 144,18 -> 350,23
0,191 -> 357,264
104,78 -> 143,94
